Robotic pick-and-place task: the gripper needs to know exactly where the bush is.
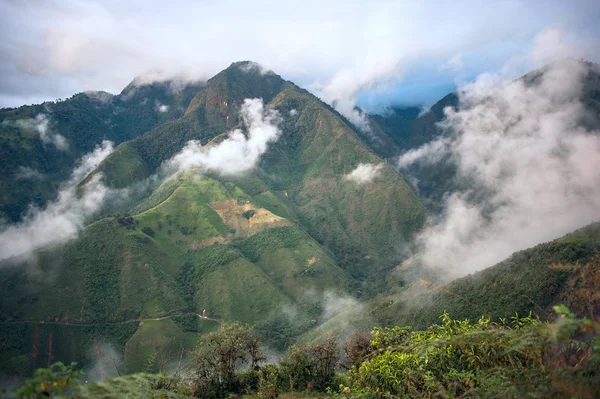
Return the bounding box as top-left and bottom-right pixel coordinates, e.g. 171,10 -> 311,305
242,210 -> 256,219
280,334 -> 338,391
141,226 -> 155,237
14,362 -> 82,398
188,323 -> 264,397
349,309 -> 600,398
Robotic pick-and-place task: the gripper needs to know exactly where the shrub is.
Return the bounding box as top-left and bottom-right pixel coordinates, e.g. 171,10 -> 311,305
14,362 -> 82,398
242,210 -> 256,220
280,333 -> 338,391
141,226 -> 155,237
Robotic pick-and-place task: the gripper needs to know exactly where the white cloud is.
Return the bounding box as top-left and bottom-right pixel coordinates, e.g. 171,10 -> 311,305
399,54 -> 600,278
84,90 -> 113,104
289,108 -> 298,116
14,114 -> 68,150
345,163 -> 383,184
0,141 -> 114,262
397,139 -> 449,168
169,98 -> 280,174
2,1 -> 598,110
439,53 -> 464,72
155,101 -> 169,113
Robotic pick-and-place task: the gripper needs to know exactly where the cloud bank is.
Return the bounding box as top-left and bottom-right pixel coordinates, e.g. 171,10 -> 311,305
345,163 -> 383,184
399,59 -> 600,278
0,141 -> 114,262
169,98 -> 280,174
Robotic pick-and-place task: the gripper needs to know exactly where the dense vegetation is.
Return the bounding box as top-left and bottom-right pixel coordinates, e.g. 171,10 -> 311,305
2,61 -> 600,399
8,307 -> 599,398
0,80 -> 203,221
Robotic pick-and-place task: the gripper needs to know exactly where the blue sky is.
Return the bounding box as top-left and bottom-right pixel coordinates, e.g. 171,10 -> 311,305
1,0 -> 599,110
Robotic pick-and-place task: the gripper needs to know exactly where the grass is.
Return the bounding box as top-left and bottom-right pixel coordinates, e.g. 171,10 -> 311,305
193,257 -> 294,324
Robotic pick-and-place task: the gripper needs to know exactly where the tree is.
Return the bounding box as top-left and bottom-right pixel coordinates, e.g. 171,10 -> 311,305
342,332 -> 373,370
188,322 -> 264,397
280,333 -> 338,391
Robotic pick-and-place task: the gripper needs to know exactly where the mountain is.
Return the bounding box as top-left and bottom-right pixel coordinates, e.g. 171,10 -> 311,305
0,61 -> 427,376
0,79 -> 204,222
1,59 -> 598,383
367,60 -> 600,212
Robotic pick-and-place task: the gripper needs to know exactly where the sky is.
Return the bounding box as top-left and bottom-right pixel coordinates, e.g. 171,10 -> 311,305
1,0 -> 599,110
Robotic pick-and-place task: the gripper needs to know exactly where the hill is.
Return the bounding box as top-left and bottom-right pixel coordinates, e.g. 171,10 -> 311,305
303,222 -> 600,342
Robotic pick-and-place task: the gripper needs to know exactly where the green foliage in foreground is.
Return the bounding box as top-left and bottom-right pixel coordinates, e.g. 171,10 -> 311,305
13,307 -> 598,398
345,308 -> 600,398
12,362 -> 82,398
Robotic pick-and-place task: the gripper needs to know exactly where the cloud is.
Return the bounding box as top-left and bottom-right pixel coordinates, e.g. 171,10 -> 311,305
439,53 -> 464,72
0,141 -> 114,262
14,166 -> 43,180
84,90 -> 113,104
397,140 -> 449,168
155,100 -> 168,113
86,342 -> 123,382
13,114 -> 68,150
2,1 -> 599,109
238,61 -> 272,75
398,55 -> 600,279
531,28 -> 581,67
321,290 -> 363,320
168,98 -> 280,174
345,163 -> 383,184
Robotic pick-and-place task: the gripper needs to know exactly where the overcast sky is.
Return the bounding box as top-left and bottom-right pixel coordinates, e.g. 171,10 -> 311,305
1,0 -> 599,109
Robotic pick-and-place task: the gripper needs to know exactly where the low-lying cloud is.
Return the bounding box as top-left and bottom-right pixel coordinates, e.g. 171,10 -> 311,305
0,141 -> 114,262
169,98 -> 280,174
399,59 -> 600,279
11,114 -> 68,150
345,163 -> 383,184
14,166 -> 44,180
155,100 -> 169,113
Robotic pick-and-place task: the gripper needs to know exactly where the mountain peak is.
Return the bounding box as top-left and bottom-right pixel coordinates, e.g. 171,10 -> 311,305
225,60 -> 273,75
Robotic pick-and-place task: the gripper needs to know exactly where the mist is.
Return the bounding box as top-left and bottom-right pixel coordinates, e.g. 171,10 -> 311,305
345,163 -> 383,184
0,141 -> 114,262
86,342 -> 123,382
398,59 -> 600,279
9,114 -> 68,150
169,98 -> 280,175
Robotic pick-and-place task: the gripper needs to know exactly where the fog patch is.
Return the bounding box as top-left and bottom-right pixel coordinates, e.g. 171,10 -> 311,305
84,90 -> 113,104
0,141 -> 114,262
155,100 -> 169,113
345,163 -> 383,184
168,98 -> 281,175
13,114 -> 68,150
86,342 -> 123,382
238,61 -> 272,75
14,166 -> 43,180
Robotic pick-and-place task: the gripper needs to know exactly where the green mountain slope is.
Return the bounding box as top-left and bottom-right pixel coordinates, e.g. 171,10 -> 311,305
91,62 -> 427,279
302,222 -> 600,343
